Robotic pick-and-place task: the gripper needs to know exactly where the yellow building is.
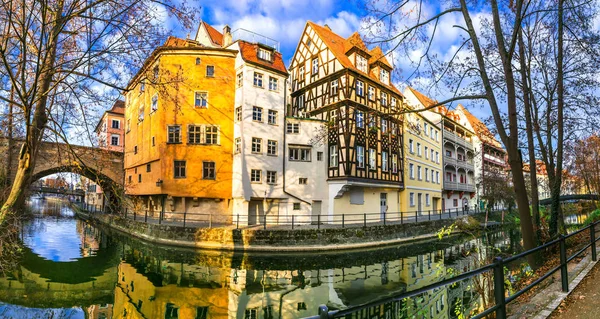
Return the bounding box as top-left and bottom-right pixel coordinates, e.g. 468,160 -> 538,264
124,36 -> 237,217
400,106 -> 443,213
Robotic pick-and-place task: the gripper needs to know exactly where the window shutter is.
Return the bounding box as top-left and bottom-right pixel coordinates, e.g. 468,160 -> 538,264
200,125 -> 206,144
216,126 -> 221,145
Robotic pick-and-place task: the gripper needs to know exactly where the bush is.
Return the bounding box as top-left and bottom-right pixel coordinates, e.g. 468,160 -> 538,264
583,209 -> 600,226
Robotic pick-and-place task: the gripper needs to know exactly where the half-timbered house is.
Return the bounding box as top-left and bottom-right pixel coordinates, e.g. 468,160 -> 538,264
288,22 -> 405,219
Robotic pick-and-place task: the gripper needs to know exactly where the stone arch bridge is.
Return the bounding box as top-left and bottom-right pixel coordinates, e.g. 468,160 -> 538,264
1,137 -> 124,210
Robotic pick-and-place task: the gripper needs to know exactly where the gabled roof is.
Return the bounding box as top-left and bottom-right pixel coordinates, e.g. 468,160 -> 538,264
95,100 -> 124,133
368,47 -> 392,69
238,41 -> 288,75
406,87 -> 449,115
305,21 -> 401,95
456,105 -> 503,149
201,21 -> 223,46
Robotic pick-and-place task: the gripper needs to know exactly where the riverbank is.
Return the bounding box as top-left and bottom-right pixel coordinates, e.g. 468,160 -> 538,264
73,205 -> 509,252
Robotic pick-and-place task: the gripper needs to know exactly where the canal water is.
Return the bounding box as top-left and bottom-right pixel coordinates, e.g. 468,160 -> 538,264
0,198 -> 523,319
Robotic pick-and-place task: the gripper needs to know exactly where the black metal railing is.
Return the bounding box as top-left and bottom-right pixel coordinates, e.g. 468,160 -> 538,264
306,220 -> 600,319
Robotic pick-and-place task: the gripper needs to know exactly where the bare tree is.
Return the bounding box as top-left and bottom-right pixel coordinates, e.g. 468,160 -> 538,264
0,1 -> 196,225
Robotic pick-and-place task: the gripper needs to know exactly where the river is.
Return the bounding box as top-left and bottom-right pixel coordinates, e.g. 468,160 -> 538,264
0,197 -> 523,319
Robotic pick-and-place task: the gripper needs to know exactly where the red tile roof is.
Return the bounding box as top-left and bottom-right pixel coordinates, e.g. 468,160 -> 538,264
407,87 -> 451,115
456,105 -> 503,148
163,36 -> 203,48
109,100 -> 125,115
202,22 -> 223,46
306,21 -> 401,95
368,47 -> 392,69
238,41 -> 288,75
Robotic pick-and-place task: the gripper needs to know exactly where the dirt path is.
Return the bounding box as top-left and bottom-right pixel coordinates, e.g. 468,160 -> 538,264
549,261 -> 600,319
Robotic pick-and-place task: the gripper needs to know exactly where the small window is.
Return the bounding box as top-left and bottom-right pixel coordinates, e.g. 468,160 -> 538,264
269,77 -> 278,91
409,163 -> 414,178
298,66 -> 305,82
410,193 -> 415,206
251,169 -> 262,183
356,81 -> 364,96
317,152 -> 323,161
195,57 -> 201,65
237,72 -> 243,87
381,92 -> 388,106
266,171 -> 277,184
195,92 -> 208,108
253,106 -> 263,122
236,106 -> 242,122
110,135 -> 119,146
174,160 -> 186,178
331,80 -> 338,95
357,145 -> 365,168
257,48 -> 272,61
286,123 -> 300,134
293,203 -> 301,210
289,147 -> 311,161
382,151 -> 388,171
368,86 -> 375,101
153,65 -> 159,79
329,145 -> 338,167
111,120 -> 120,129
138,174 -> 141,183
392,154 -> 398,173
380,69 -> 389,84
139,82 -> 145,92
167,125 -> 181,143
252,137 -> 262,153
254,72 -> 263,87
165,303 -> 178,319
312,58 -> 319,75
369,149 -> 376,170
196,306 -> 209,319
202,161 -> 216,180
128,175 -> 132,183
356,111 -> 364,128
151,94 -> 158,112
152,136 -> 155,146
299,177 -> 308,185
134,145 -> 138,154
356,55 -> 367,72
267,140 -> 277,156
146,163 -> 151,172
268,110 -> 277,125
206,65 -> 215,77
138,106 -> 144,122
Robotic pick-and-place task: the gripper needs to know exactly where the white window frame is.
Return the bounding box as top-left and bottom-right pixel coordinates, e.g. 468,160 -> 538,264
409,193 -> 415,207
110,134 -> 119,146
234,138 -> 241,153
382,151 -> 388,171
195,91 -> 208,108
111,119 -> 120,129
252,106 -> 263,122
151,94 -> 158,112
250,169 -> 262,183
369,149 -> 376,170
254,72 -> 263,87
357,145 -> 365,168
269,77 -> 278,91
251,137 -> 262,154
312,58 -> 319,75
409,163 -> 414,179
329,145 -> 338,167
237,72 -> 243,87
356,111 -> 364,128
267,140 -> 277,156
368,86 -> 375,101
268,110 -> 277,125
266,171 -> 277,184
356,81 -> 364,96
286,123 -> 300,134
417,166 -> 422,180
331,80 -> 338,95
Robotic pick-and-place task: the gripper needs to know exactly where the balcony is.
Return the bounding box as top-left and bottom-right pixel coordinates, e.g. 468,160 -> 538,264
443,130 -> 474,150
444,156 -> 475,171
444,181 -> 476,193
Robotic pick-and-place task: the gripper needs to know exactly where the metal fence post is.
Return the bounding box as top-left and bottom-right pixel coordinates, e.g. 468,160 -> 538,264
183,211 -> 187,228
209,213 -> 212,228
318,214 -> 321,230
125,208 -> 128,218
145,210 -> 148,223
159,211 -> 162,225
415,211 -> 418,223
134,211 -> 136,221
592,223 -> 597,262
383,212 -> 386,226
342,214 -> 345,228
263,214 -> 267,230
292,215 -> 295,230
559,234 -> 569,292
493,257 -> 507,319
236,214 -> 239,229
428,210 -> 431,221
401,211 -> 404,225
318,305 -> 329,319
364,213 -> 367,227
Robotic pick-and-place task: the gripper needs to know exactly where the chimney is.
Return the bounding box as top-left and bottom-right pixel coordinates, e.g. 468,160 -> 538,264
223,25 -> 232,47
324,24 -> 331,30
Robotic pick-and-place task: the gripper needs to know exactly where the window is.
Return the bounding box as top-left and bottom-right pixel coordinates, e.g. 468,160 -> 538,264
391,97 -> 397,110
151,94 -> 158,112
138,174 -> 142,183
369,149 -> 376,169
128,175 -> 132,183
425,168 -> 429,181
331,80 -> 338,95
368,114 -> 376,129
382,151 -> 388,171
312,58 -> 319,75
329,145 -> 338,167
269,77 -> 278,91
410,193 -> 415,206
267,140 -> 277,156
195,91 -> 208,108
134,145 -> 138,154
356,111 -> 364,128
409,139 -> 414,153
417,166 -> 422,180
297,94 -> 305,109
258,48 -> 272,61
237,72 -> 243,87
368,86 -> 375,101
436,152 -> 440,163
392,154 -> 398,173
297,302 -> 307,311
381,92 -> 388,106
202,161 -> 216,179
317,152 -> 323,161
234,138 -> 241,153
236,106 -> 242,121
205,125 -> 218,144
436,171 -> 440,183
431,169 -> 435,182
431,149 -> 435,161
357,55 -> 367,72
206,65 -> 214,77
435,130 -> 439,141
111,120 -> 120,129
298,66 -> 305,82
424,123 -> 428,134
254,72 -> 263,87
380,69 -> 389,84
289,147 -> 311,161
251,169 -> 262,183
293,203 -> 301,210
430,127 -> 434,139
139,82 -> 145,92
425,146 -> 429,159
446,150 -> 452,157
153,65 -> 159,79
266,171 -> 277,184
252,137 -> 262,153
146,163 -> 151,172
127,119 -> 131,132
253,106 -> 263,122
168,125 -> 181,143
356,81 -> 364,96
245,308 -> 257,319
196,307 -> 208,319
381,119 -> 388,133
409,163 -> 414,179
110,135 -> 119,146
286,123 -> 300,133
446,172 -> 453,181
417,143 -> 421,156
453,199 -> 459,207
299,177 -> 308,184
188,125 -> 202,144
138,106 -> 144,122
165,303 -> 179,319
268,110 -> 277,125
357,145 -> 365,168
174,160 -> 186,178
196,57 -> 201,65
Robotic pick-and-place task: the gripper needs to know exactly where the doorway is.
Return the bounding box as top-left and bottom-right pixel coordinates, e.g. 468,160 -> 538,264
380,193 -> 387,220
311,200 -> 322,224
248,200 -> 264,225
417,193 -> 422,214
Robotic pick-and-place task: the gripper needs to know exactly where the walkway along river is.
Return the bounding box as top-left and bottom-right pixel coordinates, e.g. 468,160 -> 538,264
0,197 -> 523,318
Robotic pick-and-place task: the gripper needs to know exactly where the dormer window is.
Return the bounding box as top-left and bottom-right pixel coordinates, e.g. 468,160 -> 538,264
380,69 -> 390,85
257,48 -> 272,61
356,55 -> 367,73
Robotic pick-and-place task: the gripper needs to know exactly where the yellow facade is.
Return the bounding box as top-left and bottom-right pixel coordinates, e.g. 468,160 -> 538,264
124,43 -> 237,214
401,110 -> 443,213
